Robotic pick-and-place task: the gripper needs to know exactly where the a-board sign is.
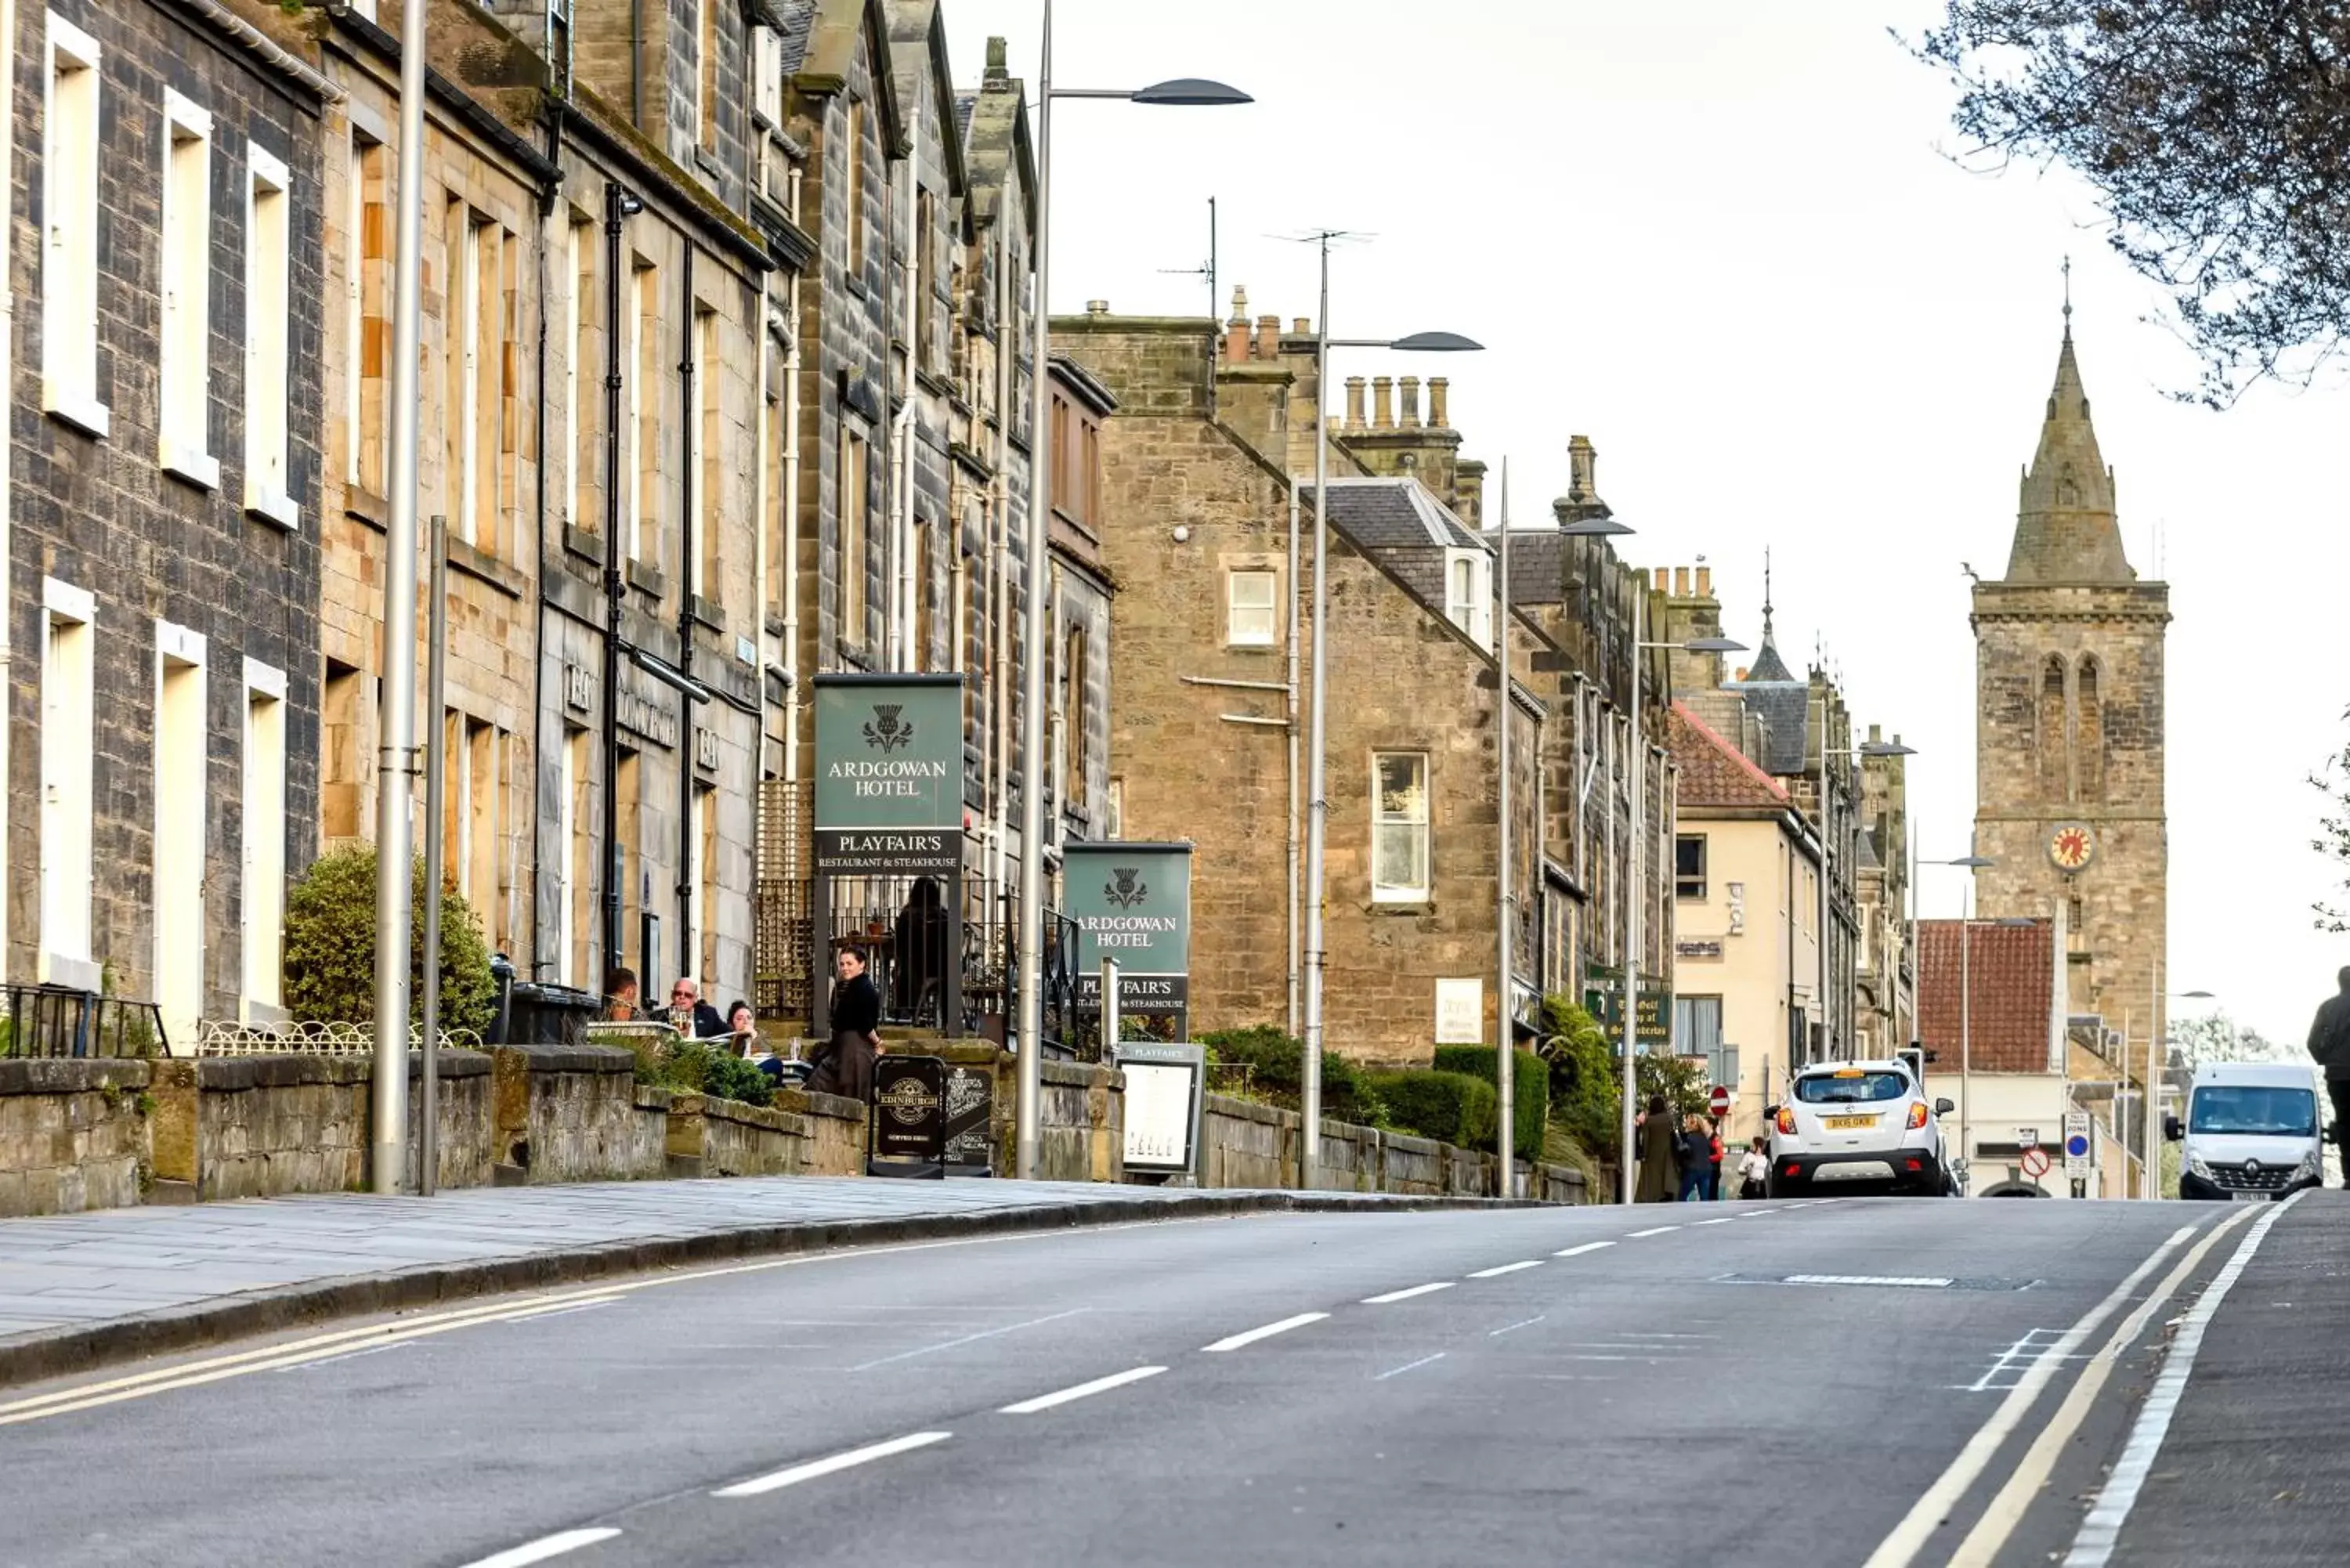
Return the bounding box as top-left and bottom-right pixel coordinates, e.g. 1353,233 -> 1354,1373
1119,1041 -> 1207,1176
868,1054 -> 947,1178
944,1063 -> 993,1175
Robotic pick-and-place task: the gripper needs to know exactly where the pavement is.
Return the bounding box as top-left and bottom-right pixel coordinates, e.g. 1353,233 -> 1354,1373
0,1176 -> 1487,1388
2,1189 -> 2340,1567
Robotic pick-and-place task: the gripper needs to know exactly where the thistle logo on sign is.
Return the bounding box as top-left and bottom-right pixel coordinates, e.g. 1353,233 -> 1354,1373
1065,842 -> 1192,1026
813,675 -> 964,873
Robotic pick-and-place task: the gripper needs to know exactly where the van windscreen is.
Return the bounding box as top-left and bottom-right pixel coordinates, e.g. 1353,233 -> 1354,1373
2189,1085 -> 2316,1137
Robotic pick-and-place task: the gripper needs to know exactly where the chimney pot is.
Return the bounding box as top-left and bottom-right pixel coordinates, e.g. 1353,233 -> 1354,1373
1256,314 -> 1282,360
1399,376 -> 1421,428
1293,317 -> 1311,334
1086,299 -> 1108,316
1735,666 -> 1751,682
1673,567 -> 1690,597
985,36 -> 1008,78
1345,376 -> 1366,432
1372,376 -> 1394,429
1427,377 -> 1449,428
1224,286 -> 1250,362
1696,565 -> 1712,598
1228,285 -> 1249,326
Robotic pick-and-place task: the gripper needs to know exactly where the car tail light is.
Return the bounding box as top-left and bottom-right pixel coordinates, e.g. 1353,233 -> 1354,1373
1907,1102 -> 1929,1130
1774,1105 -> 1797,1136
1904,1158 -> 1923,1172
1783,1162 -> 1802,1177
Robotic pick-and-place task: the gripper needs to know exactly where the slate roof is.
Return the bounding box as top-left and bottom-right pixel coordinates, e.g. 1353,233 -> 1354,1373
1489,527 -> 1567,607
1915,918 -> 2055,1075
1307,479 -> 1487,555
1723,621 -> 1810,777
776,0 -> 817,74
1668,703 -> 1791,812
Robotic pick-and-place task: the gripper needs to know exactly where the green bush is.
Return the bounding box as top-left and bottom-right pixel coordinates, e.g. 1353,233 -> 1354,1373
1198,1024 -> 1384,1125
282,846 -> 497,1036
1430,1046 -> 1549,1162
698,1051 -> 776,1109
1369,1069 -> 1498,1150
626,1036 -> 775,1109
1538,997 -> 1621,1163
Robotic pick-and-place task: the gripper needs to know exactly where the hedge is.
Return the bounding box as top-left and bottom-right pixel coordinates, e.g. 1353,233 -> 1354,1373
1430,1046 -> 1549,1162
282,846 -> 497,1036
1198,1024 -> 1385,1125
1368,1070 -> 1498,1151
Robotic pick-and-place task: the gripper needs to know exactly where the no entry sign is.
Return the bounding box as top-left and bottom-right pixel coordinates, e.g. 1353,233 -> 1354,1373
1709,1086 -> 1732,1118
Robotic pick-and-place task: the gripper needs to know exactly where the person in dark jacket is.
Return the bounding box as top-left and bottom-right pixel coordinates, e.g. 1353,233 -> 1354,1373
893,877 -> 951,1022
1677,1115 -> 1713,1202
808,945 -> 883,1103
1634,1095 -> 1680,1203
2307,966 -> 2350,1187
667,977 -> 729,1041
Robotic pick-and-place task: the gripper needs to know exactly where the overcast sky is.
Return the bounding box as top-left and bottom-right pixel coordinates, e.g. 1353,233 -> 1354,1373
940,0 -> 2349,1050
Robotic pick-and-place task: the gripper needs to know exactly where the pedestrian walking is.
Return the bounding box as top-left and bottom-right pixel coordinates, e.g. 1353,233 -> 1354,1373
1738,1136 -> 1770,1200
2305,966 -> 2350,1187
1634,1094 -> 1681,1203
1707,1124 -> 1726,1201
808,945 -> 883,1104
1677,1115 -> 1712,1203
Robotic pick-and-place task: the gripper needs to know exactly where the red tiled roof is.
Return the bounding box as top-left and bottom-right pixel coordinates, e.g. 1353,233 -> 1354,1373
1915,919 -> 2055,1074
1668,701 -> 1790,811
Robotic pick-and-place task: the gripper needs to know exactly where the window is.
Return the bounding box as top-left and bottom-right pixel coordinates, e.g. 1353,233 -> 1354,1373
692,305 -> 719,596
1372,752 -> 1430,902
615,746 -> 642,971
244,148 -> 295,526
844,99 -> 866,276
154,623 -> 209,1048
840,427 -> 869,641
1107,778 -> 1124,839
469,720 -> 507,952
957,544 -> 975,734
345,129 -> 389,490
1675,833 -> 1707,900
697,0 -> 719,152
568,217 -> 595,529
695,782 -> 719,984
42,13 -> 105,434
1063,624 -> 1087,804
913,520 -> 933,671
629,257 -> 657,562
1226,569 -> 1277,647
38,580 -> 95,981
916,189 -> 937,367
321,660 -> 366,840
159,92 -> 217,486
1445,549 -> 1491,648
1792,1070 -> 1908,1105
1673,995 -> 1732,1092
559,727 -> 589,987
242,666 -> 287,1014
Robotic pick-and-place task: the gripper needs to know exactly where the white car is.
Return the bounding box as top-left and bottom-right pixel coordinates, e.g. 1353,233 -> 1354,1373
1767,1060 -> 1955,1198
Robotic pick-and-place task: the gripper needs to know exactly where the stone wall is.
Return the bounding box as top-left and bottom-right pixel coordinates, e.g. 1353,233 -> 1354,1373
771,1087 -> 868,1176
1032,1059 -> 1124,1184
1201,1093 -> 1290,1189
0,1060 -> 152,1216
1186,1090 -> 1588,1203
492,1042 -> 667,1183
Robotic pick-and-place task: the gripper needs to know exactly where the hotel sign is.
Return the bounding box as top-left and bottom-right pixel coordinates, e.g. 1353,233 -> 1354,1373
812,674 -> 964,874
1063,842 -> 1192,1027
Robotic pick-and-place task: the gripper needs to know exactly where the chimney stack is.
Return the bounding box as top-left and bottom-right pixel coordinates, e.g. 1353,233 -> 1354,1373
1086,299 -> 1108,316
1567,435 -> 1598,501
1372,376 -> 1394,429
1224,285 -> 1249,363
1256,314 -> 1282,361
985,36 -> 1008,82
1672,567 -> 1690,596
1292,317 -> 1311,335
1345,376 -> 1366,432
1399,376 -> 1420,428
1427,378 -> 1449,428
1696,565 -> 1712,598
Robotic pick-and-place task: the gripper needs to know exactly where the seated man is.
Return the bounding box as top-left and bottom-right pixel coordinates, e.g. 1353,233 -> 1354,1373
667,977 -> 729,1041
602,966 -> 641,1021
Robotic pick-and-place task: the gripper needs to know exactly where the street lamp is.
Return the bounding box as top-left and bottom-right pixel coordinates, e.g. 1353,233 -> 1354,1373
1820,732 -> 1917,1061
1012,6 -> 1249,1181
1558,511 -> 1747,1205
1297,257 -> 1481,1192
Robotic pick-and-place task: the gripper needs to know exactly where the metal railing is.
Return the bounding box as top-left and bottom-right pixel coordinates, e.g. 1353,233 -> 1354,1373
193,1020 -> 485,1057
0,985 -> 168,1060
808,873 -> 1079,1053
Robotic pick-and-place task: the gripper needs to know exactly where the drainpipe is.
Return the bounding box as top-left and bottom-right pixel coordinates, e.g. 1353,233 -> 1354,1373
676,244 -> 695,973
892,145 -> 919,670
600,182 -> 637,973
0,0 -> 17,981
988,204 -> 1015,905
782,273 -> 803,785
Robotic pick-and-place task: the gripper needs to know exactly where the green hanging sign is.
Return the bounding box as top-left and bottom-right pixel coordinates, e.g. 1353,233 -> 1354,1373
812,674 -> 964,874
1062,842 -> 1192,1024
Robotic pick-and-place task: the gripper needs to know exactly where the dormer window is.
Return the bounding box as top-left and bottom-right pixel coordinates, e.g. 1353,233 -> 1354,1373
1445,548 -> 1492,649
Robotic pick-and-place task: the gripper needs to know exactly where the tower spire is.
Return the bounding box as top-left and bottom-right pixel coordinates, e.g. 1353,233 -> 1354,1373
2004,309 -> 2132,582
1761,546 -> 1774,642
2062,255 -> 2072,341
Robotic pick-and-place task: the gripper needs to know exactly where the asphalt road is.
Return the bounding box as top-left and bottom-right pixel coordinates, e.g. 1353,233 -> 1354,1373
0,1192 -> 2323,1568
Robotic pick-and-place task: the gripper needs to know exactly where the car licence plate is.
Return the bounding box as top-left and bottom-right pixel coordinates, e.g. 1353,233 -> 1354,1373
1824,1115 -> 1876,1129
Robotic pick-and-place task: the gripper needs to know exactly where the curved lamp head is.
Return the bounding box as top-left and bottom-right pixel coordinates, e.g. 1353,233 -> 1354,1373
1683,637 -> 1748,654
1387,331 -> 1484,352
2176,989 -> 2216,999
1130,78 -> 1254,107
1947,854 -> 1996,869
1558,515 -> 1635,538
1859,740 -> 1918,757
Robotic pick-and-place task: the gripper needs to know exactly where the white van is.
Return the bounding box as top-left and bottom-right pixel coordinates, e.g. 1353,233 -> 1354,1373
2167,1061 -> 2326,1201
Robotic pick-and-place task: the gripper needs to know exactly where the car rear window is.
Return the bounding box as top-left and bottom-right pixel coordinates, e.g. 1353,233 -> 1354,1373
1793,1071 -> 1907,1104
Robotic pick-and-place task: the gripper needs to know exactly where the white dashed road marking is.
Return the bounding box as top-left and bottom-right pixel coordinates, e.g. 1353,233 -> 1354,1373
1000,1366 -> 1166,1414
1362,1282 -> 1455,1305
1554,1241 -> 1614,1258
1468,1261 -> 1542,1278
1202,1312 -> 1329,1353
713,1432 -> 953,1498
459,1529 -> 624,1568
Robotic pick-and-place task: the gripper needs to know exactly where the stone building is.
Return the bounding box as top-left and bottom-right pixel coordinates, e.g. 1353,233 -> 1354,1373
1972,318 -> 2168,1082
1058,305 -> 1550,1063
6,0 -> 329,1043
1857,724 -> 1914,1054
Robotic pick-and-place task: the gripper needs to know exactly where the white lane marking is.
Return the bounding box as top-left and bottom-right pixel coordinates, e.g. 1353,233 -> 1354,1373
1626,1226 -> 1681,1238
1202,1312 -> 1329,1353
1859,1216 -> 2236,1568
1467,1260 -> 1542,1278
1616,1332 -> 1719,1339
1693,1217 -> 1737,1227
1554,1241 -> 1614,1258
1362,1282 -> 1455,1304
1565,1354 -> 1632,1361
847,1308 -> 1087,1371
1488,1315 -> 1545,1338
1945,1212 -> 2260,1567
458,1528 -> 624,1568
1373,1353 -> 1446,1381
713,1431 -> 953,1498
269,1342 -> 412,1373
1786,1274 -> 1954,1289
999,1365 -> 1166,1414
2060,1194 -> 2306,1568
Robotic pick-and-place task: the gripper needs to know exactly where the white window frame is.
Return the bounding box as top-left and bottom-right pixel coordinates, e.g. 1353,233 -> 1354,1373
558,727 -> 587,987
454,206 -> 483,545
241,659 -> 288,1016
1444,547 -> 1491,649
627,256 -> 654,562
41,13 -> 107,436
159,90 -> 219,488
689,304 -> 716,596
1225,568 -> 1277,647
38,578 -> 97,987
244,146 -> 297,527
1371,750 -> 1431,904
563,218 -> 584,529
154,620 -> 211,1050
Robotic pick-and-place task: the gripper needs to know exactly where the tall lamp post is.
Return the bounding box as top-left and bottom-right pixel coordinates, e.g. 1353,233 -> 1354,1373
1824,732 -> 1918,1058
1297,265 -> 1480,1191
1556,513 -> 1742,1204
2152,987 -> 2216,1200
1013,7 -> 1249,1180
1923,851 -> 1994,1191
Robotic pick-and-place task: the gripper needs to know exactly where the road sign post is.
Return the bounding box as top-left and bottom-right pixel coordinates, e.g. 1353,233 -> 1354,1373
1708,1085 -> 1732,1122
2064,1109 -> 2093,1190
2019,1146 -> 2052,1181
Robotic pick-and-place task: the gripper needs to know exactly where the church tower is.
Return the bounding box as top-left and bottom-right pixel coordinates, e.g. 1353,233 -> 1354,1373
1972,308 -> 2169,1071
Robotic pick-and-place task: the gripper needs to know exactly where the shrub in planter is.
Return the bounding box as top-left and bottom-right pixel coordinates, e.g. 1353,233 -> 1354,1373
282,846 -> 496,1037
1368,1069 -> 1498,1151
1430,1046 -> 1549,1162
1197,1024 -> 1384,1125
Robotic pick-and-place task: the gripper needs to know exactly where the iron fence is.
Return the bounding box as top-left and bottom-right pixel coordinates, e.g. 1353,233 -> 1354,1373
808,872 -> 1079,1054
0,985 -> 168,1059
